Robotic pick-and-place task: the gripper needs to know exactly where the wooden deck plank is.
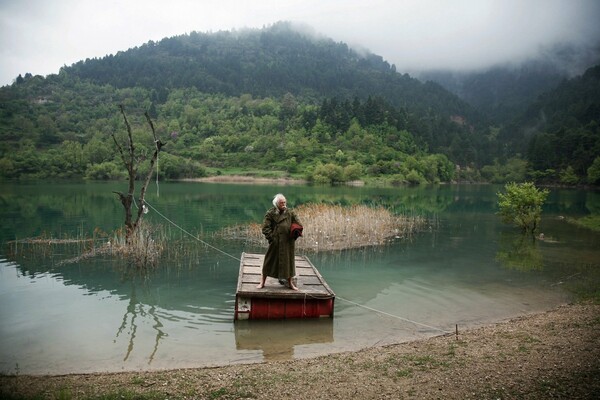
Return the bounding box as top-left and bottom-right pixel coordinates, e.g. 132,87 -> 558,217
237,252 -> 334,298
235,252 -> 336,319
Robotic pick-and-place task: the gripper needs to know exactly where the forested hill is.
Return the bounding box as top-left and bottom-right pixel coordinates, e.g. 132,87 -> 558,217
2,22 -> 598,185
514,65 -> 600,182
417,61 -> 568,124
522,65 -> 600,132
415,54 -> 600,185
63,22 -> 476,121
416,43 -> 600,124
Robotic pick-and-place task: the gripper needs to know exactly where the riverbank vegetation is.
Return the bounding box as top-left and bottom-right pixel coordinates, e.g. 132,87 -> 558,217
1,24 -> 598,186
567,214 -> 600,232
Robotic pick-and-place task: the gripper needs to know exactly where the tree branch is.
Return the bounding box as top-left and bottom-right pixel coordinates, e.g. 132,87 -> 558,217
113,106 -> 165,241
134,113 -> 165,226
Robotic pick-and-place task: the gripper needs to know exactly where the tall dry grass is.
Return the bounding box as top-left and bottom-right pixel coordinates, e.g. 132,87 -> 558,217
107,220 -> 164,269
7,221 -> 165,269
7,204 -> 426,267
217,203 -> 427,252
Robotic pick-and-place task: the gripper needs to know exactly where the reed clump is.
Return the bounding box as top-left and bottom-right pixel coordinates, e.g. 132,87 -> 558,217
103,220 -> 165,269
217,203 -> 427,252
7,230 -> 100,262
8,221 -> 166,269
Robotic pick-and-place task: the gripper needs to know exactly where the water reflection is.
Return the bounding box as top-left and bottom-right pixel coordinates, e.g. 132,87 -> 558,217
116,284 -> 167,364
235,319 -> 334,361
1,182 -> 598,375
0,182 -> 467,243
496,232 -> 543,271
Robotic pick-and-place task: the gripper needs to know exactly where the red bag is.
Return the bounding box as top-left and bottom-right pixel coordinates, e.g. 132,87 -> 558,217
290,223 -> 303,239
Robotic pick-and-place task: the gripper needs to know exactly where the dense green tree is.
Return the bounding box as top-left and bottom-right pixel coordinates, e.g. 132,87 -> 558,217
45,141 -> 87,178
343,163 -> 364,181
312,162 -> 344,184
0,157 -> 16,178
497,182 -> 549,234
85,161 -> 128,180
83,133 -> 115,164
406,169 -> 427,184
481,158 -> 528,184
158,153 -> 206,179
588,156 -> 600,184
559,166 -> 579,185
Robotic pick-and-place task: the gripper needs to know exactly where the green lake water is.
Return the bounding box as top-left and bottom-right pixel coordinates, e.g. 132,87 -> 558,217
1,182 -> 598,375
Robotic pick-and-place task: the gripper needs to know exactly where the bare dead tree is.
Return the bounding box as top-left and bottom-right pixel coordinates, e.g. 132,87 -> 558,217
112,105 -> 164,243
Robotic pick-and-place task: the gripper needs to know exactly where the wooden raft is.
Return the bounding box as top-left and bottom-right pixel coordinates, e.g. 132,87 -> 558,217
235,252 -> 336,320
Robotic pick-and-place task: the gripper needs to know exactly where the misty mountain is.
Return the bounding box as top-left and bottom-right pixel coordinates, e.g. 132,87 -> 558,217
2,22 -> 598,184
501,64 -> 600,180
63,22 -> 478,122
416,43 -> 600,124
1,22 -> 488,183
522,65 -> 600,130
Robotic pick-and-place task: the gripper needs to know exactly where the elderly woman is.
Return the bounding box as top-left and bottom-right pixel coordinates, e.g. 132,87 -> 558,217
256,193 -> 302,291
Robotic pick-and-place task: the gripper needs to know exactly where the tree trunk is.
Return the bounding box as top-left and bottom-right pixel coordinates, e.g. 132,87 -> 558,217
112,105 -> 164,243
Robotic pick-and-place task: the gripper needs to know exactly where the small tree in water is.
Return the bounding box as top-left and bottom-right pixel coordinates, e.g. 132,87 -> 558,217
497,182 -> 549,234
112,105 -> 164,244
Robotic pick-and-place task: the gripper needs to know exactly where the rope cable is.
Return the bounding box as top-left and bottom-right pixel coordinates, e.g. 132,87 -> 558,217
144,200 -> 240,262
336,295 -> 452,334
142,199 -> 450,334
155,140 -> 160,198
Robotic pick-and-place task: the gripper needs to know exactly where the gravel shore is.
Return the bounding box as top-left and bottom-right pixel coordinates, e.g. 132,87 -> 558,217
1,302 -> 599,399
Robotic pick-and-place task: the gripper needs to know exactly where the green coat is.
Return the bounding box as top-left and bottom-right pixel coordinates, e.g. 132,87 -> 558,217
261,206 -> 302,280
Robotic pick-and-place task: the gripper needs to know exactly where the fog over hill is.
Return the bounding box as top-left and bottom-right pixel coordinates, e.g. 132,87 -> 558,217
1,8 -> 599,185
415,42 -> 600,123
2,0 -> 600,86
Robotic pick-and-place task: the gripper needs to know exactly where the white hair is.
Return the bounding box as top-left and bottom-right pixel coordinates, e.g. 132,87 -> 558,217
272,193 -> 286,207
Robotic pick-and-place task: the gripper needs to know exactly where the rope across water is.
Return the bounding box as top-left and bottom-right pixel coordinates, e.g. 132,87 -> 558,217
336,296 -> 452,333
144,200 -> 241,262
143,199 -> 452,334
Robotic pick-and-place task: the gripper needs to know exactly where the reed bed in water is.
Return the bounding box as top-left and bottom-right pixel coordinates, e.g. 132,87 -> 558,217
217,203 -> 427,252
102,221 -> 164,268
7,221 -> 165,269
7,231 -> 101,262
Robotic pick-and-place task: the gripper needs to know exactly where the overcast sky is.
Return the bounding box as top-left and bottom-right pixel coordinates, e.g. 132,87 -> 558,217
1,0 -> 600,86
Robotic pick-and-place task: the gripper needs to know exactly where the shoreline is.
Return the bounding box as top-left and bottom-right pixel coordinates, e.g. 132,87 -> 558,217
181,175 -> 308,185
2,301 -> 599,399
182,175 -> 366,186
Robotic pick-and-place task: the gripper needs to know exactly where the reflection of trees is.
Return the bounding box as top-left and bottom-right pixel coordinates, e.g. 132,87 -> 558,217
116,283 -> 166,364
1,182 -> 468,246
116,287 -> 138,362
293,186 -> 455,215
0,183 -> 124,242
586,191 -> 600,214
496,232 -> 543,272
147,305 -> 166,363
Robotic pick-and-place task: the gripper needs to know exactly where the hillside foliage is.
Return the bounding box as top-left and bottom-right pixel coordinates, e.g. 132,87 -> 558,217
1,22 -> 599,185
